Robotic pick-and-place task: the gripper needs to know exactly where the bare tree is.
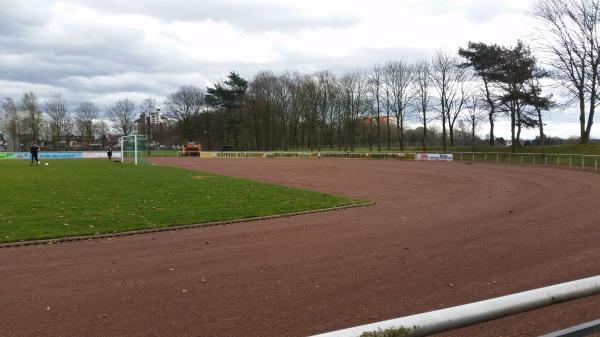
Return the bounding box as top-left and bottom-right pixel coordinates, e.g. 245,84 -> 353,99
430,50 -> 469,150
93,120 -> 110,146
107,98 -> 137,136
1,98 -> 23,151
533,0 -> 600,143
316,70 -> 335,151
464,96 -> 488,151
75,101 -> 99,143
165,86 -> 205,142
385,60 -> 415,151
21,92 -> 42,143
368,64 -> 384,151
447,73 -> 471,147
415,60 -> 431,151
339,71 -> 368,151
44,94 -> 70,146
527,75 -> 555,148
139,97 -> 157,141
384,86 -> 392,149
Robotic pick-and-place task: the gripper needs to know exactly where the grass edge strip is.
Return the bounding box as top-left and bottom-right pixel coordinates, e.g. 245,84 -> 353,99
0,201 -> 375,249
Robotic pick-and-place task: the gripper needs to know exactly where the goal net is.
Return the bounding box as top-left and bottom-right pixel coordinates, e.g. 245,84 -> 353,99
120,134 -> 147,165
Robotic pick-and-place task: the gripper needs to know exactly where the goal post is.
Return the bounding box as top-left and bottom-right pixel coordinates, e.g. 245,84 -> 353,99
120,134 -> 147,165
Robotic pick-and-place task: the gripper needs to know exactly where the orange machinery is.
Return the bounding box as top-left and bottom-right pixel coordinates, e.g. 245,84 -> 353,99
182,143 -> 201,156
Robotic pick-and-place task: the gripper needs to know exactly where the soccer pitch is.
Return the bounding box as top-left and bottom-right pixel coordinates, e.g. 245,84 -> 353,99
0,160 -> 358,243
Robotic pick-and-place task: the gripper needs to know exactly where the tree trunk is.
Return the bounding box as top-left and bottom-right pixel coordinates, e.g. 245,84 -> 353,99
585,99 -> 595,144
386,91 -> 391,150
471,115 -> 476,151
484,80 -> 495,146
489,112 -> 495,146
579,90 -> 587,144
368,119 -> 373,151
537,108 -> 544,150
516,107 -> 522,146
422,117 -> 427,151
442,114 -> 447,152
511,106 -> 516,153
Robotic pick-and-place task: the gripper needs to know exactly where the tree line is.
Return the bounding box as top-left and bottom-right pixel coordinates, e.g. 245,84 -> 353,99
163,44 -> 552,153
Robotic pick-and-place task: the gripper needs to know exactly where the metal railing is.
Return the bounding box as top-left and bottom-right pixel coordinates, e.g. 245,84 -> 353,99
201,150 -> 600,172
310,275 -> 600,337
452,151 -> 600,172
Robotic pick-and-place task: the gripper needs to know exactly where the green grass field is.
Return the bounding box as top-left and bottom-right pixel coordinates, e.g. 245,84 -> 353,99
0,160 -> 359,243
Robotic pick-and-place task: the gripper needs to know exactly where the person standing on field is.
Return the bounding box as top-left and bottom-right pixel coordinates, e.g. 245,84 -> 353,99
107,146 -> 113,161
30,143 -> 40,166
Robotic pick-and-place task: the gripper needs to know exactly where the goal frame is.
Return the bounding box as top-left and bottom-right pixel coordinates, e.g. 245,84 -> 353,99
120,134 -> 147,165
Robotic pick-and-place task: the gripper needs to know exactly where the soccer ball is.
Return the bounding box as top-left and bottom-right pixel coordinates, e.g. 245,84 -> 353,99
45,162 -> 49,166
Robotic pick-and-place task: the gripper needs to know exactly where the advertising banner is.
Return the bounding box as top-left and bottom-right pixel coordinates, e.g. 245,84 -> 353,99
39,152 -> 83,159
415,153 -> 454,162
5,152 -> 31,159
0,153 -> 17,159
0,152 -> 119,160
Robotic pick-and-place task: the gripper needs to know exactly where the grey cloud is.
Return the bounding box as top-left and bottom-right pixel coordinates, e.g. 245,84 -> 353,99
421,0 -> 521,23
0,1 -> 49,36
0,0 -> 537,126
0,21 -> 167,87
251,46 -> 430,78
73,0 -> 361,32
465,1 -> 521,23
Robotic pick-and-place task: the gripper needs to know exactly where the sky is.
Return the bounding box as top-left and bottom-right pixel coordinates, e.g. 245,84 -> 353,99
0,0 -> 595,139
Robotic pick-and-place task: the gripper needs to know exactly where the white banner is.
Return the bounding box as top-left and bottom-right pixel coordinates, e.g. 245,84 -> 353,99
415,153 -> 454,162
82,151 -> 121,159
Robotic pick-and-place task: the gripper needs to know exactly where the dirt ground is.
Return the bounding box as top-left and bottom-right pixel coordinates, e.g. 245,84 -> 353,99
1,158 -> 599,337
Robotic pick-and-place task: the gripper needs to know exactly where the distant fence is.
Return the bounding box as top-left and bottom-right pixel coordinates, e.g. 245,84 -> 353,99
199,151 -> 600,172
452,151 -> 600,172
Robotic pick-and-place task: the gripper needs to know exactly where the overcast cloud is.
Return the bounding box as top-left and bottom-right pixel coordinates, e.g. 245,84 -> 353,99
0,0 -> 593,139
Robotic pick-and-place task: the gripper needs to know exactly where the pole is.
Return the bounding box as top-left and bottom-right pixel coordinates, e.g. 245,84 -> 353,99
134,134 -> 138,165
120,137 -> 124,163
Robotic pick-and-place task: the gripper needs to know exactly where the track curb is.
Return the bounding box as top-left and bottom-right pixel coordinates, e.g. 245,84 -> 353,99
0,201 -> 375,249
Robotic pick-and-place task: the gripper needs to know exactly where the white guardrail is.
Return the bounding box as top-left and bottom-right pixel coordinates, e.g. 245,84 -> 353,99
310,275 -> 600,337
